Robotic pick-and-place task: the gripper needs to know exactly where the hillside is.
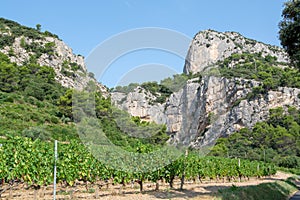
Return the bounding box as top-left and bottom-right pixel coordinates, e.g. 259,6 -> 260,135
0,18 -> 168,149
0,18 -> 107,141
0,18 -> 107,93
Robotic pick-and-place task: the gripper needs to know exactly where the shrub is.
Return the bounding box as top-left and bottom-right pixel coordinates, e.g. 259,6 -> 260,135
278,156 -> 300,168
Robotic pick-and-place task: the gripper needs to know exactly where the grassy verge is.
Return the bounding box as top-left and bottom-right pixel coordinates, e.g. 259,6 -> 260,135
278,167 -> 300,176
213,178 -> 298,200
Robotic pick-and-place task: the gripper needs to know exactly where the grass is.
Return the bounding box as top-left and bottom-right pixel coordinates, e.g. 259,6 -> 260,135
212,178 -> 298,200
57,189 -> 71,195
82,188 -> 95,193
278,167 -> 300,176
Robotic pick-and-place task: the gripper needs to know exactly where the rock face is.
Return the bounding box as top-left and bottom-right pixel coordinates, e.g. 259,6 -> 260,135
112,76 -> 300,148
0,26 -> 107,95
112,30 -> 300,148
184,30 -> 289,74
112,87 -> 167,123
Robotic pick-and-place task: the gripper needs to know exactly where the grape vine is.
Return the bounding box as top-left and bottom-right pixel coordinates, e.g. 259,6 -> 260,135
0,137 -> 276,192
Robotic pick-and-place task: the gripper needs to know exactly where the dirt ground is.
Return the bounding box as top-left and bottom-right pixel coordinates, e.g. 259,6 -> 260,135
0,171 -> 293,200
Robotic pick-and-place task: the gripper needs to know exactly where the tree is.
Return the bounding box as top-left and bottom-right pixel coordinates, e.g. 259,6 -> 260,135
36,24 -> 41,32
57,89 -> 74,119
279,0 -> 300,68
0,62 -> 19,92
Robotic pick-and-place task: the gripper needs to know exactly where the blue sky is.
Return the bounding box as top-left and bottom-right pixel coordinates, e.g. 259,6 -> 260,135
1,0 -> 287,87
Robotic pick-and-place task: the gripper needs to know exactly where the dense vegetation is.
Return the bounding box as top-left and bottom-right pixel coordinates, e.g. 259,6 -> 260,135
0,52 -> 79,141
0,52 -> 64,101
0,51 -> 168,150
218,52 -> 300,90
279,0 -> 300,69
0,137 -> 276,191
211,106 -> 300,169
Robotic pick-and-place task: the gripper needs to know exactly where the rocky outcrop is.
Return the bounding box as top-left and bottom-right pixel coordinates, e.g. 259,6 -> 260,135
0,29 -> 107,95
112,87 -> 167,123
184,30 -> 289,74
186,77 -> 300,148
112,76 -> 300,148
104,29 -> 299,148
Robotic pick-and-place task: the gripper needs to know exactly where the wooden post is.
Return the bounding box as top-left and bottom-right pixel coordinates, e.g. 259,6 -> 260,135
155,180 -> 159,191
9,186 -> 12,199
95,186 -> 99,198
238,158 -> 241,182
34,189 -> 38,200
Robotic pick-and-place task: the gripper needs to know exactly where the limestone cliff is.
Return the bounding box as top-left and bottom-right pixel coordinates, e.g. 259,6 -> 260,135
184,30 -> 289,74
112,76 -> 300,148
112,30 -> 300,148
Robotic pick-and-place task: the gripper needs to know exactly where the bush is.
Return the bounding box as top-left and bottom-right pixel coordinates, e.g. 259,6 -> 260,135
22,127 -> 51,141
278,156 -> 300,168
0,35 -> 15,48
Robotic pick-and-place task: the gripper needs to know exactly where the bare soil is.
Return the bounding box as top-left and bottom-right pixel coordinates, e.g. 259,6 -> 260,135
0,171 -> 293,200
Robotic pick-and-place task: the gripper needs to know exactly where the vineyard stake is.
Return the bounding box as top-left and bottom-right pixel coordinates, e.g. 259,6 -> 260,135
180,149 -> 188,190
53,140 -> 58,200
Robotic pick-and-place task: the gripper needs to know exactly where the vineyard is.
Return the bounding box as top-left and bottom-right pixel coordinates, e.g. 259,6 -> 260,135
0,136 -> 276,198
